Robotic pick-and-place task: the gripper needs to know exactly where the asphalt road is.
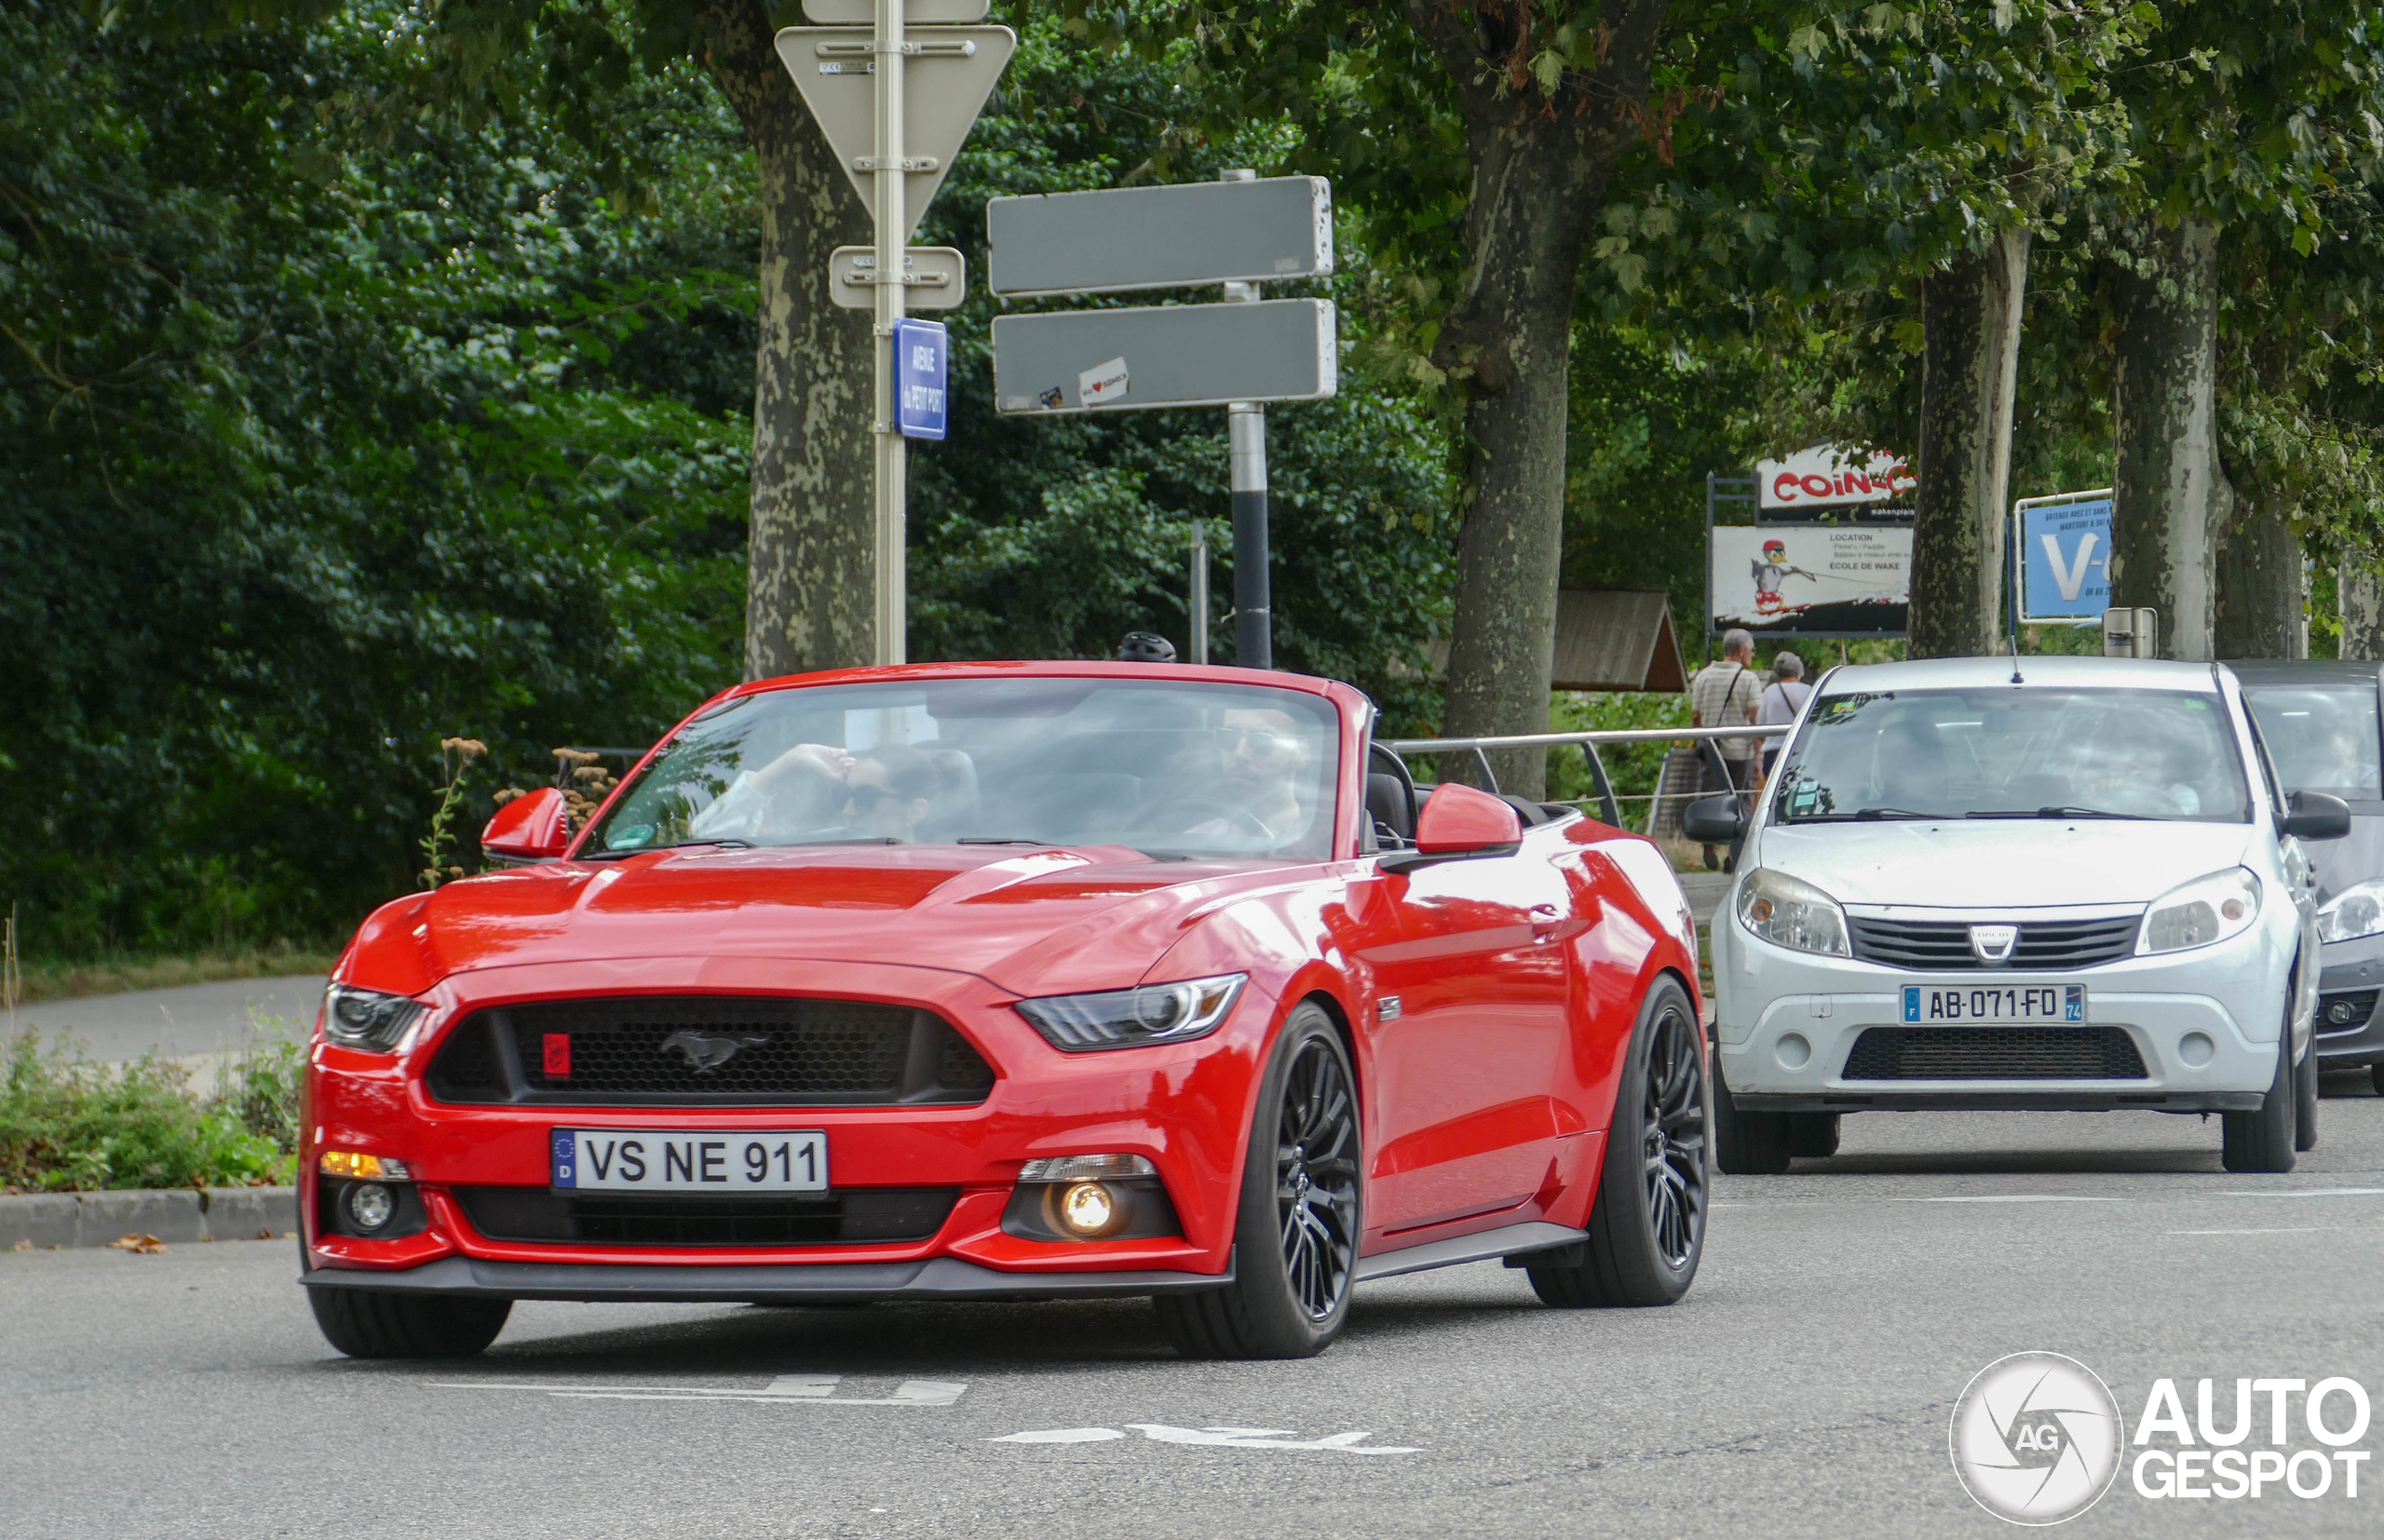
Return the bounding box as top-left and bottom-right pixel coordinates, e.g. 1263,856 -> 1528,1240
7,976 -> 325,1062
14,1079 -> 2384,1538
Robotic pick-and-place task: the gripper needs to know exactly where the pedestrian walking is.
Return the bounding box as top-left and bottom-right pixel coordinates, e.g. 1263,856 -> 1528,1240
1757,651 -> 1812,784
1688,628 -> 1762,869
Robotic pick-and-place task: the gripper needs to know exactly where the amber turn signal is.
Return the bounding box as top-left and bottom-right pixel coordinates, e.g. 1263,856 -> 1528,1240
318,1150 -> 412,1182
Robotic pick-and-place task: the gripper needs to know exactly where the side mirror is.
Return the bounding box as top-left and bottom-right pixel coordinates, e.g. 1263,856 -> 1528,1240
482,787 -> 573,861
2282,790 -> 2351,842
1382,782 -> 1524,871
1680,793 -> 1746,844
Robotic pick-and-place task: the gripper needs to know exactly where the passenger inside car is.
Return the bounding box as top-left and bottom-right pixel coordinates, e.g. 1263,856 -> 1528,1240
689,741 -> 938,843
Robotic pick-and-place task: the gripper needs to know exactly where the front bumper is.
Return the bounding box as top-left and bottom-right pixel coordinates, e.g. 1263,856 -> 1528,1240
301,957 -> 1262,1290
2314,932 -> 2384,1066
1713,908 -> 2292,1111
299,1252 -> 1232,1304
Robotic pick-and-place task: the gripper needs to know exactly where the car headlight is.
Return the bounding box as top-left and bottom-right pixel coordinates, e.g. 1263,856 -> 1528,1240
2137,867 -> 2263,954
2319,879 -> 2384,943
320,984 -> 426,1052
1013,975 -> 1247,1052
1735,868 -> 1849,957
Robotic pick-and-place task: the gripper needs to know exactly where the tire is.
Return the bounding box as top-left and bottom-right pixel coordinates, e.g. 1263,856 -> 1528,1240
2221,1016 -> 2297,1174
1712,1048 -> 1791,1175
1528,979 -> 1707,1308
1786,1112 -> 1840,1159
2372,1061 -> 2384,1099
2295,1031 -> 2320,1153
1154,1004 -> 1361,1359
308,1287 -> 511,1359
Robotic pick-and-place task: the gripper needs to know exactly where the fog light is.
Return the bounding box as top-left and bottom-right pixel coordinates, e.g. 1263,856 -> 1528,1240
346,1182 -> 397,1233
1054,1181 -> 1127,1238
2330,1000 -> 2359,1024
319,1150 -> 410,1182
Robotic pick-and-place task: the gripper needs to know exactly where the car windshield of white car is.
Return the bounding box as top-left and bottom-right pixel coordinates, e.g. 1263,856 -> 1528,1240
1769,688 -> 2252,825
2242,682 -> 2382,801
581,678 -> 1342,859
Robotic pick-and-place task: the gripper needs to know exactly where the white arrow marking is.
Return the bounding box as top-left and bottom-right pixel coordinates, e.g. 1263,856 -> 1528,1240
991,1427 -> 1126,1444
994,1424 -> 1418,1455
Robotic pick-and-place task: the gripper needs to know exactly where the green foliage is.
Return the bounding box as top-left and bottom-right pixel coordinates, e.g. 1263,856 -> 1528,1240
0,1033 -> 298,1193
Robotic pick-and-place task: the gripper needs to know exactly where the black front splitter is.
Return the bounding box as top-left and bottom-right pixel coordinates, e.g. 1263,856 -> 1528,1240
299,1253 -> 1231,1304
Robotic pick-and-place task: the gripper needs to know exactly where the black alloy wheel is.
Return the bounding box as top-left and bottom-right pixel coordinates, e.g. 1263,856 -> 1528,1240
1156,1005 -> 1361,1358
1530,979 -> 1708,1307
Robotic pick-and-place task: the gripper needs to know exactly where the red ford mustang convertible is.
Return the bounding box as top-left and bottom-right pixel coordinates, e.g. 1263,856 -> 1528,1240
300,662 -> 1708,1359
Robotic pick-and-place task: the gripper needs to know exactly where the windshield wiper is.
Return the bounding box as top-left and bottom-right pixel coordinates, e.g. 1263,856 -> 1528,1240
577,838 -> 752,861
1966,806 -> 2150,821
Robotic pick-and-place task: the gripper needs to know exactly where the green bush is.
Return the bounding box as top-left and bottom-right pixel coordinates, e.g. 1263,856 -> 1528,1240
0,1032 -> 300,1193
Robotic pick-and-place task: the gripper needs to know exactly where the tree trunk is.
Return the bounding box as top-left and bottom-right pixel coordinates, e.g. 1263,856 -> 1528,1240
701,2 -> 875,680
2107,219 -> 2223,660
1910,228 -> 2029,659
2343,557 -> 2384,660
1413,0 -> 1668,797
2215,492 -> 2302,658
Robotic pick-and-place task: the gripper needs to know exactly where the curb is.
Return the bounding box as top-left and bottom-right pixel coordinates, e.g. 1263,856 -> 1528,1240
1,1186 -> 297,1250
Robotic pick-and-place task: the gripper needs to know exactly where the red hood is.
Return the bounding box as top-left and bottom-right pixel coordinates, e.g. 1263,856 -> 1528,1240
339,844 -> 1316,1001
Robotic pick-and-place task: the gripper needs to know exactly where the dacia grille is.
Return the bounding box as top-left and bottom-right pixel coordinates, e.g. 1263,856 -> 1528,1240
424,996 -> 996,1108
1848,915 -> 2141,970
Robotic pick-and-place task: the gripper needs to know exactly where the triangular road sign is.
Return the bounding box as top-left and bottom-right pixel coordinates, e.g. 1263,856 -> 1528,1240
774,26 -> 1016,248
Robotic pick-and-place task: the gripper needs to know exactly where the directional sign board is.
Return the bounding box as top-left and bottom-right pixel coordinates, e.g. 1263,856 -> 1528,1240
827,245 -> 967,311
2014,491 -> 2113,623
993,300 -> 1336,413
774,26 -> 1016,247
894,318 -> 949,441
986,178 -> 1334,297
803,0 -> 985,20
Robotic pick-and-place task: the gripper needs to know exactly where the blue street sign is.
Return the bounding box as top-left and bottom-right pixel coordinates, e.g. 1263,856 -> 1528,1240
2014,494 -> 2112,622
894,317 -> 949,441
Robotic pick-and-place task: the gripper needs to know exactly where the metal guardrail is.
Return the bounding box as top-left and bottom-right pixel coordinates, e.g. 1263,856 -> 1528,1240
1384,725 -> 1774,836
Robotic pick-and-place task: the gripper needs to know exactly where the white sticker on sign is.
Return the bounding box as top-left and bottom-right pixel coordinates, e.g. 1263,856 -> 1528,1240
1078,356 -> 1130,405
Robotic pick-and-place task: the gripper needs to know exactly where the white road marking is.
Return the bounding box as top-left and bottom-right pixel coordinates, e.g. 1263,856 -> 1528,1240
2219,1187 -> 2384,1198
1890,1195 -> 2116,1203
2168,1227 -> 2337,1236
429,1376 -> 965,1406
993,1424 -> 1418,1455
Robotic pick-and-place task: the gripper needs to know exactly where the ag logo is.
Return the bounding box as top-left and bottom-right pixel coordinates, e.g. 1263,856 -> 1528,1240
1950,1352 -> 2123,1525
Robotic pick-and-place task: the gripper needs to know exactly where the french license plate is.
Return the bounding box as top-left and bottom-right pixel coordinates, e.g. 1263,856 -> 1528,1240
551,1128 -> 827,1193
1901,984 -> 2086,1025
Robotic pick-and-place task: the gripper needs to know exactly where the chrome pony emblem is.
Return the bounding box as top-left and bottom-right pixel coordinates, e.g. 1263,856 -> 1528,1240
1969,925 -> 2019,965
660,1030 -> 769,1074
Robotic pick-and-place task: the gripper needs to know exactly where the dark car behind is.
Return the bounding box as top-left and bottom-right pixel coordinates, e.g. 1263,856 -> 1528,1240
2235,659 -> 2384,1086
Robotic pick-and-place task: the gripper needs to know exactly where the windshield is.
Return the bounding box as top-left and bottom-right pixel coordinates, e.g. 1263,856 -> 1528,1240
1768,687 -> 2251,824
583,677 -> 1343,860
2242,682 -> 2382,800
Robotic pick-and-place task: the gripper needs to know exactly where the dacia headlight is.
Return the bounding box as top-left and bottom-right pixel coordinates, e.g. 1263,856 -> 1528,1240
1014,975 -> 1246,1052
1735,868 -> 1849,957
320,984 -> 427,1052
2137,868 -> 2262,954
2319,879 -> 2384,943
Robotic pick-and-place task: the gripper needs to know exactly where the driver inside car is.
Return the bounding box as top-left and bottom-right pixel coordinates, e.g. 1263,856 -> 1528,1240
1185,707 -> 1315,842
689,741 -> 937,844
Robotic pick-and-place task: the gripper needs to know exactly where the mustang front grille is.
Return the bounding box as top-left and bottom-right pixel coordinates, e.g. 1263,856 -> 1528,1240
1848,915 -> 2141,971
424,996 -> 996,1107
1841,1026 -> 2149,1081
452,1185 -> 958,1246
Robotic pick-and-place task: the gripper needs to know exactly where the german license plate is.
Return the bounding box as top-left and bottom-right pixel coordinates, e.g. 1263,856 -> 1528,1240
550,1128 -> 827,1193
1901,984 -> 2086,1025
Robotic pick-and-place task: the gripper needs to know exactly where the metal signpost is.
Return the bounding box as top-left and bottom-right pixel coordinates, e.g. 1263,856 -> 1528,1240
987,171 -> 1335,669
777,0 -> 1015,665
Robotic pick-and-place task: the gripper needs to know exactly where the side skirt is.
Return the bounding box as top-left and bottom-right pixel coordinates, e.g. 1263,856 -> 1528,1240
1352,1221 -> 1589,1284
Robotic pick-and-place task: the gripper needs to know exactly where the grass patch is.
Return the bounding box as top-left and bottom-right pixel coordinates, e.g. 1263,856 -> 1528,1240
12,943 -> 338,1006
0,1028 -> 305,1193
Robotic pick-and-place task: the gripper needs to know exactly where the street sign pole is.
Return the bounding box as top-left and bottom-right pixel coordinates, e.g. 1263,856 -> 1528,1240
1188,521 -> 1210,664
872,0 -> 908,667
1220,172 -> 1269,669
